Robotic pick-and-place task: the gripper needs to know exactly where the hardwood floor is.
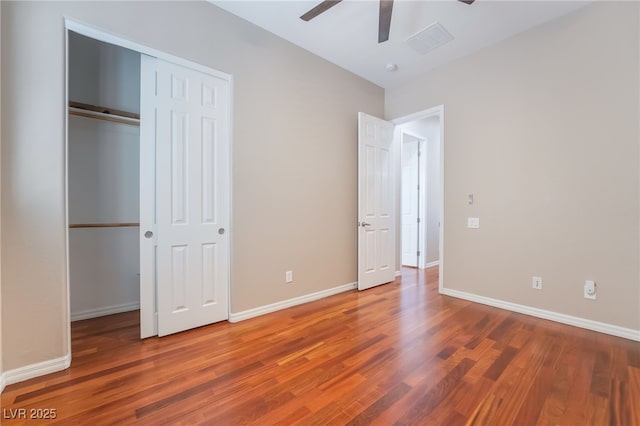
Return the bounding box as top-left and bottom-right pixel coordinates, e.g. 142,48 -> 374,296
2,267 -> 639,425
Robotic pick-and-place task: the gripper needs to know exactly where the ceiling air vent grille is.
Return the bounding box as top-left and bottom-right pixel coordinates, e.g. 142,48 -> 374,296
405,22 -> 454,54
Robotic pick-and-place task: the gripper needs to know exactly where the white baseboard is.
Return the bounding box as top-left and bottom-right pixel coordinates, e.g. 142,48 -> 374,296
229,282 -> 357,323
71,301 -> 140,322
2,354 -> 71,389
441,288 -> 640,342
0,371 -> 5,393
395,271 -> 401,277
424,261 -> 440,269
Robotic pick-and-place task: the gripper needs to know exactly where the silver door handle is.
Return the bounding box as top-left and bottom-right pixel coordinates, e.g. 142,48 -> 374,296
360,222 -> 371,227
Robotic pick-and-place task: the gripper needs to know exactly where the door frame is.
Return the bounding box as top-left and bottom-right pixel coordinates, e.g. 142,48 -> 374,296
391,105 -> 444,292
63,19 -> 233,350
400,130 -> 427,269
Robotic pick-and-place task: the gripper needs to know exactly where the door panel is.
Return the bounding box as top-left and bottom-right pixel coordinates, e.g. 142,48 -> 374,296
141,55 -> 230,337
140,55 -> 157,339
358,112 -> 396,291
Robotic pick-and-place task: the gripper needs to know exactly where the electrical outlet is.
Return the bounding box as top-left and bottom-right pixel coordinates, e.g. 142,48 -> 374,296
286,270 -> 293,283
467,217 -> 480,229
532,276 -> 543,290
584,280 -> 596,300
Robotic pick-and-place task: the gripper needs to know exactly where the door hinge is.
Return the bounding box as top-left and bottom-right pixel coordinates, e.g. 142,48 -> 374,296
417,251 -> 421,257
417,184 -> 420,191
417,217 -> 421,223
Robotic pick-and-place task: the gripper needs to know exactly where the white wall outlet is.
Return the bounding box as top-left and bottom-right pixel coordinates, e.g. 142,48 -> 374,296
532,276 -> 543,290
584,280 -> 596,300
286,270 -> 293,283
467,217 -> 480,229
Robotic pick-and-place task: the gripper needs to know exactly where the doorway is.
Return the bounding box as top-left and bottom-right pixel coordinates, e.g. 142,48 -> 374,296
65,21 -> 232,350
67,32 -> 142,325
393,107 -> 444,287
400,132 -> 425,268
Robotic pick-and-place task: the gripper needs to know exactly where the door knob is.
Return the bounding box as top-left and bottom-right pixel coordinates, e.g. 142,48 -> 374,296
144,231 -> 153,239
218,228 -> 225,235
360,222 -> 371,227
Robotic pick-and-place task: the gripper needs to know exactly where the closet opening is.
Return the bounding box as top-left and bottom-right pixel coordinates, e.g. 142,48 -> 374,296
67,32 -> 142,335
66,21 -> 233,347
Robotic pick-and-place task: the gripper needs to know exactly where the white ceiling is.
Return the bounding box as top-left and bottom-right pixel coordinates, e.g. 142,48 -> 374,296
209,0 -> 592,89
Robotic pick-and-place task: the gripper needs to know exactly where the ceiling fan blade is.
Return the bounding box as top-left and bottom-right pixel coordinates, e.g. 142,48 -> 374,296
300,0 -> 343,21
458,0 -> 475,4
378,0 -> 394,43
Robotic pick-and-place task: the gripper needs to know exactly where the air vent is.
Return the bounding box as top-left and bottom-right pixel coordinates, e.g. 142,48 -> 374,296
405,22 -> 454,54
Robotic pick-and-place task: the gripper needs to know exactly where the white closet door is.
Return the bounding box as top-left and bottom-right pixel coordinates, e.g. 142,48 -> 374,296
140,55 -> 230,337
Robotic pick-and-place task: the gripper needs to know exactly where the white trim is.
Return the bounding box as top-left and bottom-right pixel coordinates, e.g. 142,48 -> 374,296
227,75 -> 235,339
425,260 -> 440,269
441,288 -> 640,342
229,282 -> 357,323
392,105 -> 445,294
400,129 -> 426,142
0,373 -> 6,393
63,20 -> 73,379
3,355 -> 71,387
71,302 -> 140,322
395,270 -> 402,277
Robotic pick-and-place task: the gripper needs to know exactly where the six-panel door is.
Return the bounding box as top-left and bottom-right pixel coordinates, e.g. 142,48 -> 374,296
141,56 -> 230,337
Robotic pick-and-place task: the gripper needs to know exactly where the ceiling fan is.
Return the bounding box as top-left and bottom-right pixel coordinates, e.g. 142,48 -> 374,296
300,0 -> 476,44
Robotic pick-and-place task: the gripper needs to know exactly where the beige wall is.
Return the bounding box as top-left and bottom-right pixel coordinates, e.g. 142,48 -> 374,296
386,1 -> 640,330
1,1 -> 383,371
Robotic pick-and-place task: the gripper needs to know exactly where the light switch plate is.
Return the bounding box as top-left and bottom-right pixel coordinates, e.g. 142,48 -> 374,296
467,217 -> 480,229
532,276 -> 543,290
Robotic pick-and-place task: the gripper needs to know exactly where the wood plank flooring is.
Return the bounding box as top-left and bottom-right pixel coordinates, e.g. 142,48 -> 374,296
2,267 -> 639,425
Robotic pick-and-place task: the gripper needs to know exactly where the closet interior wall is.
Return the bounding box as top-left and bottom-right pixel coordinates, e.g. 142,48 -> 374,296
68,32 -> 141,321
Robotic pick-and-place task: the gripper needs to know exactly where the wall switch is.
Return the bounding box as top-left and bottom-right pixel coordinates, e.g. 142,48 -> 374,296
467,217 -> 480,229
584,280 -> 596,300
286,270 -> 293,283
532,276 -> 543,290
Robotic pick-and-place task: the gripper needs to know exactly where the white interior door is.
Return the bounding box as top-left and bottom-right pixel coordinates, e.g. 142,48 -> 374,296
140,55 -> 230,337
401,139 -> 419,267
358,112 -> 396,290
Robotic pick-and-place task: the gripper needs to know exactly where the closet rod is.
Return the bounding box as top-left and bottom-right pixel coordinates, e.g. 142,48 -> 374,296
69,223 -> 140,229
68,101 -> 140,126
